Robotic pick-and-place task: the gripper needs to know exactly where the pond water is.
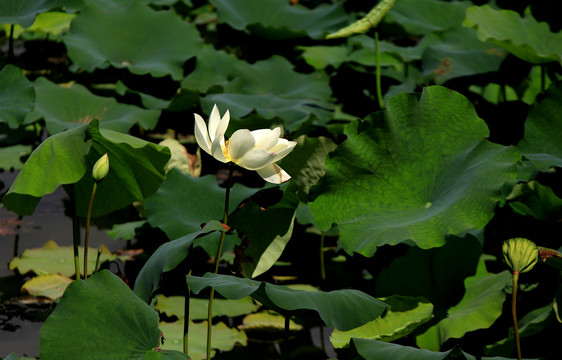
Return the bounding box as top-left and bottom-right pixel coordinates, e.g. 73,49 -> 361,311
1,171 -> 118,358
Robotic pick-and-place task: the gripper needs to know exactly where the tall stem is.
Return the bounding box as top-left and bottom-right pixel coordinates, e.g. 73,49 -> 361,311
8,24 -> 15,63
375,31 -> 384,110
511,271 -> 522,360
206,164 -> 234,359
184,269 -> 192,355
283,315 -> 290,360
69,185 -> 81,280
84,182 -> 98,280
320,232 -> 326,281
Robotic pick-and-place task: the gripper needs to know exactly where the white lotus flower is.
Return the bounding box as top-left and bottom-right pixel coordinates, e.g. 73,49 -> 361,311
194,104 -> 296,184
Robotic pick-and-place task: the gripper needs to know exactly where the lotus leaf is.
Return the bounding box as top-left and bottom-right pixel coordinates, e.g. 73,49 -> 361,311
309,86 -> 520,256
9,240 -> 123,277
0,65 -> 35,129
0,0 -> 83,27
21,273 -> 73,300
64,1 -> 203,79
209,0 -> 347,39
463,5 -> 562,65
187,273 -> 389,332
159,320 -> 247,360
240,311 -> 302,332
39,270 -> 187,359
0,145 -> 32,171
26,77 -> 160,134
518,82 -> 562,171
155,294 -> 257,320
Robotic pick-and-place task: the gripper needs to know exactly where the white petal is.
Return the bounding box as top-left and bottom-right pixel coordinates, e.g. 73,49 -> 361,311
208,104 -> 221,139
257,163 -> 291,184
211,135 -> 227,163
194,113 -> 212,155
214,109 -> 230,141
228,129 -> 255,160
236,150 -> 275,170
271,140 -> 297,162
252,127 -> 281,150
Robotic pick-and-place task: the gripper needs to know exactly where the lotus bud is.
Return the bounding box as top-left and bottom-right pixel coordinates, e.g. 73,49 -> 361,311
502,237 -> 538,274
92,153 -> 109,182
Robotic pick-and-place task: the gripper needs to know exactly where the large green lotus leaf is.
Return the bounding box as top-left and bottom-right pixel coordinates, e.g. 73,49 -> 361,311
351,339 -> 520,360
0,65 -> 35,129
159,320 -> 247,360
416,259 -> 511,351
144,169 -> 259,240
0,0 -> 83,27
209,0 -> 347,39
133,221 -> 224,303
421,27 -> 507,84
188,273 -> 389,332
8,240 -> 123,277
0,144 -> 32,170
297,45 -> 349,71
276,135 -> 337,202
2,123 -> 90,216
8,11 -> 76,39
463,5 -> 562,65
26,77 -> 160,134
384,0 -> 471,36
155,294 -> 257,320
507,180 -> 562,221
40,270 -> 187,360
331,296 -> 434,348
73,123 -> 171,217
375,235 -> 482,310
349,34 -> 440,65
181,50 -> 333,132
228,184 -> 299,278
517,82 -> 562,171
63,2 -> 203,80
309,86 -> 520,256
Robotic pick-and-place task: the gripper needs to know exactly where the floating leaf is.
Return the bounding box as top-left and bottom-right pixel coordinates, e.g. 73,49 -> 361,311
0,144 -> 32,171
330,296 -> 434,348
416,259 -> 511,350
159,320 -> 247,360
188,273 -> 389,331
26,77 -> 160,134
209,0 -> 347,39
8,11 -> 76,39
133,221 -> 224,303
240,311 -> 302,332
309,86 -> 520,256
326,0 -> 397,39
144,170 -> 258,240
155,295 -> 257,320
21,273 -> 73,300
0,0 -> 83,27
64,2 -> 203,80
9,240 -> 122,277
0,65 -> 35,129
518,82 -> 562,171
384,0 -> 471,36
40,270 -> 187,360
229,184 -> 298,278
463,5 -> 562,65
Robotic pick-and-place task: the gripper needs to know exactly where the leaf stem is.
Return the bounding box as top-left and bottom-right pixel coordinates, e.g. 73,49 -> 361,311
84,182 -> 98,280
206,164 -> 234,359
283,315 -> 290,360
320,232 -> 326,281
69,185 -> 81,280
512,271 -> 522,360
184,269 -> 192,355
375,31 -> 384,110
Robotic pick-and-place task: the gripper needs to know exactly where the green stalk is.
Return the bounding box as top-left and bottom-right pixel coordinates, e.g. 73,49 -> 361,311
375,31 -> 384,110
69,185 -> 81,280
8,24 -> 15,63
206,164 -> 234,360
283,315 -> 290,360
184,269 -> 192,355
511,271 -> 522,360
84,182 -> 98,280
320,232 -> 326,281
93,248 -> 103,274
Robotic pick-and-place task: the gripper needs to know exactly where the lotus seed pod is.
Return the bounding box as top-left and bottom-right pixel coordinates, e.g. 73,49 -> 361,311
92,153 -> 109,182
502,237 -> 538,273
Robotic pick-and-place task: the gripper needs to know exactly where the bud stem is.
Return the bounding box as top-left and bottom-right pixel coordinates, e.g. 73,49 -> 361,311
84,182 -> 98,280
511,271 -> 522,360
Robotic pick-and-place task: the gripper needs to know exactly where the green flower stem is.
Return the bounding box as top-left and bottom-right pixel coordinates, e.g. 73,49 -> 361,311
511,271 -> 522,360
206,164 -> 234,360
375,31 -> 384,110
69,185 -> 81,280
84,182 -> 98,280
320,232 -> 326,281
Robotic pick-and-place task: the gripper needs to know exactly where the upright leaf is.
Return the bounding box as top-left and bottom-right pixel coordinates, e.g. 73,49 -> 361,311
310,86 -> 520,256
